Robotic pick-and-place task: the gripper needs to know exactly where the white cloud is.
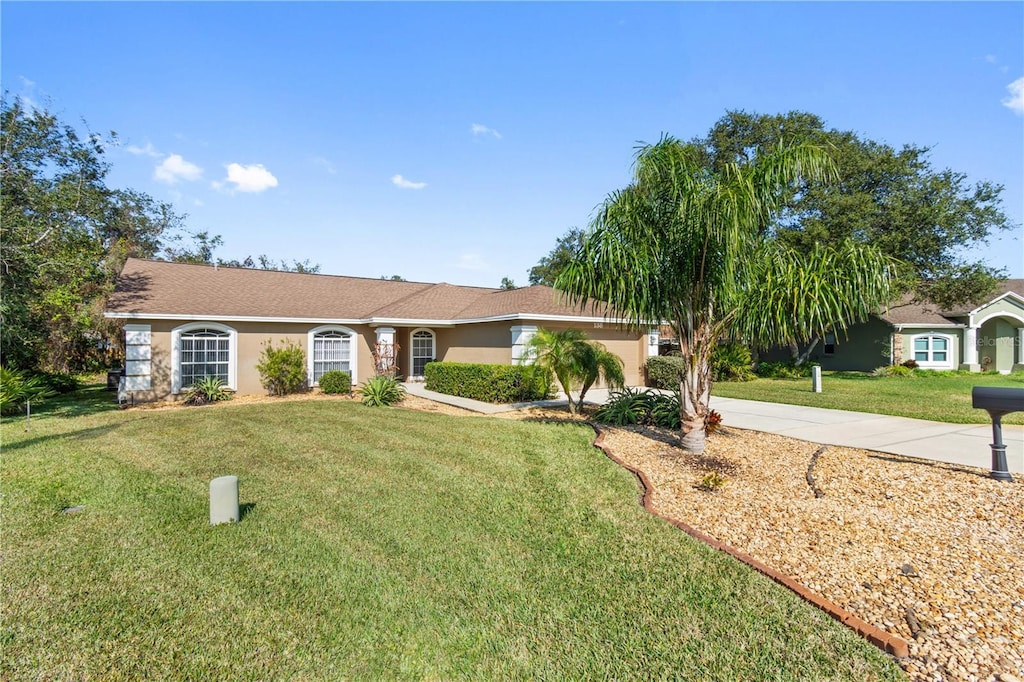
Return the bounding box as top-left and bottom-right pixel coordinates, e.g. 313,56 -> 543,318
456,252 -> 488,271
127,142 -> 161,158
154,154 -> 203,184
1002,77 -> 1024,115
223,163 -> 279,193
985,54 -> 998,64
471,123 -> 502,140
391,174 -> 427,190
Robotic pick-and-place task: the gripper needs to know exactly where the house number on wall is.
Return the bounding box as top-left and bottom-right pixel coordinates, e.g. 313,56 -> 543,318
594,322 -> 603,328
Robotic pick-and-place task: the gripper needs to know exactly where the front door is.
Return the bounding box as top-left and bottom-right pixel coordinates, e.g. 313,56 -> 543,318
411,329 -> 435,378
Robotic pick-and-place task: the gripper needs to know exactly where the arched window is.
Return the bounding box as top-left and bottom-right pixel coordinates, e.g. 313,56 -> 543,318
172,323 -> 237,393
911,334 -> 954,369
410,329 -> 435,377
308,326 -> 357,385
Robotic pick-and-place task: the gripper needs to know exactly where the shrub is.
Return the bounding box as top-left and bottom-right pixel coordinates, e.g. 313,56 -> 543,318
649,391 -> 682,429
0,367 -> 57,416
646,356 -> 687,389
872,364 -> 915,378
256,340 -> 308,396
705,410 -> 723,435
755,361 -> 816,379
358,375 -> 405,406
182,376 -> 233,406
318,370 -> 351,395
38,372 -> 80,394
594,388 -> 684,430
424,362 -> 553,404
594,387 -> 654,425
712,342 -> 755,382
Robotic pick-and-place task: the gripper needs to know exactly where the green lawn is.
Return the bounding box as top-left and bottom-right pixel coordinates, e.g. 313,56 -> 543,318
1,391 -> 902,680
713,371 -> 1024,424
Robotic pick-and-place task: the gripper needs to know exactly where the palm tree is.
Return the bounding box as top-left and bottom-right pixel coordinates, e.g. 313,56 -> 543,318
525,328 -> 625,414
556,137 -> 894,453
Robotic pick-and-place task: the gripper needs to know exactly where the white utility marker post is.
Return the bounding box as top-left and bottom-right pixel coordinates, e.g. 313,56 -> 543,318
210,475 -> 239,525
811,366 -> 823,393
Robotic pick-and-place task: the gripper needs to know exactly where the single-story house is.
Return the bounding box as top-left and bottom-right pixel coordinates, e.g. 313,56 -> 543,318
104,258 -> 656,401
761,280 -> 1024,373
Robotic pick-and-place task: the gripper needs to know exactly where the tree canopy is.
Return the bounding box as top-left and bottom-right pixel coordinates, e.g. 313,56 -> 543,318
532,111 -> 1012,309
694,110 -> 1012,308
0,97 -> 179,371
557,136 -> 894,452
0,97 -> 317,374
528,228 -> 584,286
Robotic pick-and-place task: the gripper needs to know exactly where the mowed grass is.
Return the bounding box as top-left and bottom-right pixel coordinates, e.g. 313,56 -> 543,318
713,371 -> 1024,424
2,395 -> 903,680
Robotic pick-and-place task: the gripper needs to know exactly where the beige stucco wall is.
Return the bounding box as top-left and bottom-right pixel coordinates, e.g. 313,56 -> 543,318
394,321 -> 645,385
126,317 -> 646,402
133,319 -> 376,401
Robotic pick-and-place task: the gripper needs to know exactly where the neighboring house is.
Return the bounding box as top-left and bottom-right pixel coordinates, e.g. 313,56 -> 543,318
104,258 -> 656,401
761,280 -> 1024,373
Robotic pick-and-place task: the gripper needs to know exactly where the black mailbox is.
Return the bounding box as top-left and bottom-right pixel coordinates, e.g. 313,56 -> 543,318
972,387 -> 1024,414
971,386 -> 1024,482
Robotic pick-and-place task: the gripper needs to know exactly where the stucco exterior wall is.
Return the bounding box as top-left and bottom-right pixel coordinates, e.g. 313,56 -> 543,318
131,319 -> 377,401
127,317 -> 646,401
540,322 -> 646,386
973,296 -> 1024,323
400,320 -> 646,386
978,318 -> 1018,373
759,317 -> 893,372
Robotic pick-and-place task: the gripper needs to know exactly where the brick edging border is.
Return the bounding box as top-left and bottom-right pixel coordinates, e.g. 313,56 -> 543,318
589,424 -> 910,660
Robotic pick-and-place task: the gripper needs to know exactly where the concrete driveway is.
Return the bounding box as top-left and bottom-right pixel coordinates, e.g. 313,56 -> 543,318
405,382 -> 1023,475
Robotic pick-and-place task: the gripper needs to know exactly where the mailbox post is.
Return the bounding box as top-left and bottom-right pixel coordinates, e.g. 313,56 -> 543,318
971,387 -> 1024,482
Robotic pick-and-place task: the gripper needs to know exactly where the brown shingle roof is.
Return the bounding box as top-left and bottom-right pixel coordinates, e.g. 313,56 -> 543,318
106,258 -> 617,322
878,280 -> 1024,325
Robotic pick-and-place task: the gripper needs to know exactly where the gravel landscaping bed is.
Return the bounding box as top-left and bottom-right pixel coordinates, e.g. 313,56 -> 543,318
597,424 -> 1023,682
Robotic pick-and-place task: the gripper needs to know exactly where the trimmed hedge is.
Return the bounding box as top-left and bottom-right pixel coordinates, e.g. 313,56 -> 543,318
646,356 -> 687,389
424,362 -> 553,404
318,370 -> 351,394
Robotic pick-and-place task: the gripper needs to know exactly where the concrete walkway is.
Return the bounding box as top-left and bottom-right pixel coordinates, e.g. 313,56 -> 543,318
403,383 -> 1023,475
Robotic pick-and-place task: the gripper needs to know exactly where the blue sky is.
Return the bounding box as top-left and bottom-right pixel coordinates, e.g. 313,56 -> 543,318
4,1 -> 1022,286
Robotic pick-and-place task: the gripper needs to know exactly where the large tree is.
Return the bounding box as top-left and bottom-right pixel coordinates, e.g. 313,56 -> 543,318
557,137 -> 893,453
1,97 -> 123,371
1,98 -> 209,372
1,97 -> 323,373
696,110 -> 1012,310
528,228 -> 585,286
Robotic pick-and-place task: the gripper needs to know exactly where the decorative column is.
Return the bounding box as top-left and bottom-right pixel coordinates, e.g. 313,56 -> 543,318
124,324 -> 152,391
647,327 -> 660,358
962,326 -> 980,370
1018,328 -> 1024,365
511,325 -> 538,365
374,327 -> 396,374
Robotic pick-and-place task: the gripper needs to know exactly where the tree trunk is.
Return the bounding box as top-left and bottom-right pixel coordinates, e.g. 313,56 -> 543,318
679,354 -> 712,454
794,336 -> 820,366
